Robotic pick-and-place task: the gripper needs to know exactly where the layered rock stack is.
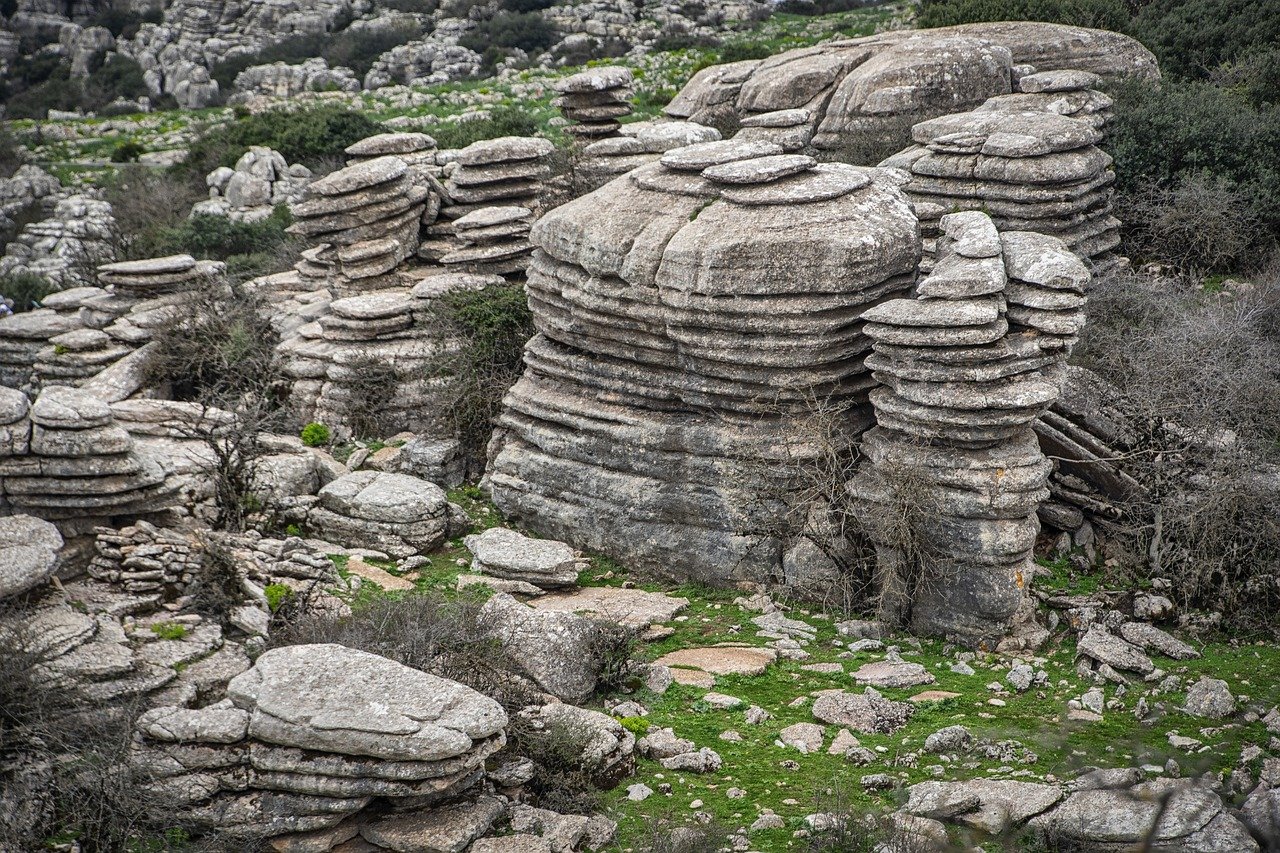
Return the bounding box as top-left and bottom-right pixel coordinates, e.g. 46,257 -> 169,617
0,386 -> 176,534
847,212 -> 1088,644
32,327 -> 133,389
487,144 -> 920,584
301,471 -> 453,559
443,136 -> 555,220
882,108 -> 1119,268
574,119 -> 721,190
441,205 -> 534,276
278,273 -> 498,438
554,65 -> 634,141
984,68 -> 1114,133
97,254 -> 225,304
130,643 -> 507,841
0,305 -> 81,388
287,157 -> 428,293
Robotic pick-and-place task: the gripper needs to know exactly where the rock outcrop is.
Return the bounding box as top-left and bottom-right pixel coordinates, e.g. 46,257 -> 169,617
882,106 -> 1120,268
575,120 -> 722,190
229,57 -> 360,103
197,147 -> 311,223
487,143 -> 919,584
304,470 -> 451,558
847,212 -> 1087,643
665,22 -> 1156,158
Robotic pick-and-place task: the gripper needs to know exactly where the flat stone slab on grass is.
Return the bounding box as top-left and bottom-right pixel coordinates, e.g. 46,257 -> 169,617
344,556 -> 414,592
655,644 -> 777,676
530,586 -> 688,629
853,660 -> 937,688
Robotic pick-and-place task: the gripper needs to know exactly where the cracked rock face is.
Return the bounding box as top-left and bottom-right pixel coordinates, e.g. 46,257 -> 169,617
487,144 -> 919,585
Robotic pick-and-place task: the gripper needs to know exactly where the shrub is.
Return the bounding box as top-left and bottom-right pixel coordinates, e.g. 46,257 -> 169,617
717,41 -> 774,63
264,583 -> 294,612
459,11 -> 559,66
91,0 -> 163,38
0,272 -> 56,313
109,140 -> 145,162
189,537 -> 244,623
425,281 -> 534,460
504,714 -> 604,813
1115,173 -> 1262,273
380,0 -> 439,11
102,164 -> 208,259
322,18 -> 426,79
1107,79 -> 1280,255
427,105 -> 540,150
80,53 -> 148,112
185,106 -> 386,174
300,422 -> 332,447
131,205 -> 300,281
1073,269 -> 1280,633
778,0 -> 878,14
1130,0 -> 1280,85
915,0 -> 1130,30
149,621 -> 188,640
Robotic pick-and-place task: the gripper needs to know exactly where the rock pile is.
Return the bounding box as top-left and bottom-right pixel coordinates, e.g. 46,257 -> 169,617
131,643 -> 508,840
487,144 -> 919,584
882,107 -> 1118,267
345,131 -> 442,189
0,385 -> 176,532
847,212 -> 1087,643
554,65 -> 634,141
441,206 -> 535,276
196,147 -> 311,223
278,273 -> 498,438
98,254 -> 225,301
980,68 -> 1114,133
287,156 -> 427,292
575,120 -> 722,189
0,305 -> 81,388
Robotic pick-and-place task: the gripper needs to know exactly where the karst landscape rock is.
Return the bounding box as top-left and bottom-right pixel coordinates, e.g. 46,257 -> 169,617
1,1 -> 1279,851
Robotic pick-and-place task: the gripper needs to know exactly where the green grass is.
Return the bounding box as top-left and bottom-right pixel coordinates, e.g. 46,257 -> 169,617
149,621 -> 188,640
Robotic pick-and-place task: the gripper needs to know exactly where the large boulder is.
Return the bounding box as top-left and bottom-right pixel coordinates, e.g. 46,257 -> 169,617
479,593 -> 614,704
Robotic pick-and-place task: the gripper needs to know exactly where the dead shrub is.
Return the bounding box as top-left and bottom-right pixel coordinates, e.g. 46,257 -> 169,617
339,351 -> 401,441
504,714 -> 603,814
1072,268 -> 1280,631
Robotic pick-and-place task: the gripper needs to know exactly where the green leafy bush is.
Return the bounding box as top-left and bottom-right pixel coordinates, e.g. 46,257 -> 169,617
264,583 -> 295,613
185,106 -> 386,174
459,11 -> 558,70
109,140 -> 145,162
427,105 -> 540,150
0,273 -> 56,313
1130,0 -> 1280,86
916,0 -> 1130,30
132,205 -> 298,279
300,422 -> 332,447
1108,79 -> 1280,255
426,281 -> 535,459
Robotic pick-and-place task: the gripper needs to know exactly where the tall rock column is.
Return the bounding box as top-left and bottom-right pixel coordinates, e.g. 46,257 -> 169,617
848,211 -> 1088,644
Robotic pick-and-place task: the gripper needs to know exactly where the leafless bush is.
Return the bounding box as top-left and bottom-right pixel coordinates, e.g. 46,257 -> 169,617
147,282 -> 287,531
1073,268 -> 1280,631
815,114 -> 919,168
101,163 -> 207,259
504,714 -> 604,814
1115,173 -> 1264,275
339,351 -> 401,441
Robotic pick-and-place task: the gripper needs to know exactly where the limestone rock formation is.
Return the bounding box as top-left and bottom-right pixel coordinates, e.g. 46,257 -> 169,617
882,106 -> 1120,267
306,470 -> 451,558
576,120 -> 722,190
131,643 -> 507,837
229,57 -> 360,103
464,527 -> 585,590
441,205 -> 535,277
197,147 -> 311,223
0,513 -> 63,599
487,143 -> 919,584
554,65 -> 635,141
277,272 -> 500,439
0,194 -> 115,289
665,22 -> 1156,157
847,212 -> 1087,643
287,156 -> 427,293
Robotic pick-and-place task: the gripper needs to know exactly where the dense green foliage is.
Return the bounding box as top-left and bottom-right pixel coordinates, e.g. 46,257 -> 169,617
0,273 -> 56,313
0,52 -> 149,119
137,206 -> 295,261
185,106 -> 385,174
1129,0 -> 1280,87
426,105 -> 540,149
917,0 -> 1129,30
1108,78 -> 1280,265
300,422 -> 333,447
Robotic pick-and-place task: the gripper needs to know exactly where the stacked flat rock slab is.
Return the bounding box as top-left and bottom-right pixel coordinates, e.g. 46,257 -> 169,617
882,107 -> 1120,267
847,212 -> 1087,644
98,255 -> 225,301
554,65 -> 635,141
441,206 -> 535,276
464,526 -> 585,590
576,120 -> 721,190
0,305 -> 82,388
287,156 -> 427,293
306,471 -> 451,559
981,68 -> 1114,133
344,132 -> 446,228
131,643 -> 507,841
0,386 -> 177,529
487,144 -> 919,584
33,327 -> 134,389
278,273 -> 499,437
